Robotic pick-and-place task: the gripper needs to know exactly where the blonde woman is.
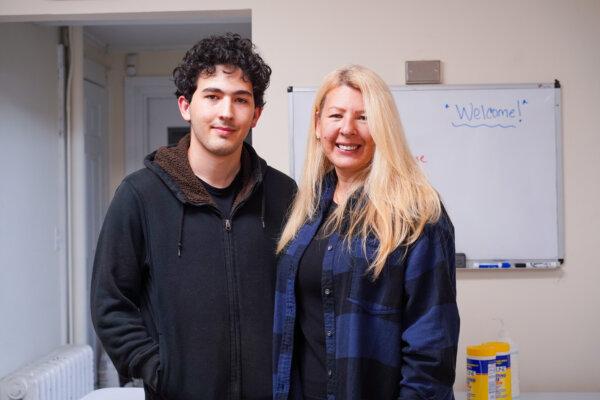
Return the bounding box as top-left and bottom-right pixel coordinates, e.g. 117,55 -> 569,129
273,65 -> 459,400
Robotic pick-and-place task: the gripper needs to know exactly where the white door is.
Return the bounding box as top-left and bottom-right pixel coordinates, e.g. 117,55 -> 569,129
148,96 -> 189,151
84,77 -> 108,316
124,77 -> 185,174
84,64 -> 111,385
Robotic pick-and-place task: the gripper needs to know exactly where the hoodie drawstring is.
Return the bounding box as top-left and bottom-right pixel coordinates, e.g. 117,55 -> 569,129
177,204 -> 186,257
260,185 -> 266,229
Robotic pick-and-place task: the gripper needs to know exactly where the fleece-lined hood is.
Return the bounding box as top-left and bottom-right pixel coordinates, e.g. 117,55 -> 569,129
144,133 -> 266,209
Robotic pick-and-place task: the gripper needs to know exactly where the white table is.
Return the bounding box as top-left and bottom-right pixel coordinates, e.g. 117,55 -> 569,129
80,388 -> 144,400
456,393 -> 600,400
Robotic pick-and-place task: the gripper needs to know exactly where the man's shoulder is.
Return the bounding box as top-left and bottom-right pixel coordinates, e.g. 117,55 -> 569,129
263,165 -> 297,191
112,167 -> 174,208
121,167 -> 164,193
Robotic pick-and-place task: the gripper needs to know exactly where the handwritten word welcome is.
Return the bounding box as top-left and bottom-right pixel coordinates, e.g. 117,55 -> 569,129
447,99 -> 525,128
455,101 -> 521,121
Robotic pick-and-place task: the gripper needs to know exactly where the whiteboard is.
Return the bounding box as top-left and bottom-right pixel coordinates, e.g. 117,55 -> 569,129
288,83 -> 564,262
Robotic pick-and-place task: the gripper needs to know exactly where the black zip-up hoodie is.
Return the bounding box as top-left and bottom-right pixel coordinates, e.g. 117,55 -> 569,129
91,135 -> 297,399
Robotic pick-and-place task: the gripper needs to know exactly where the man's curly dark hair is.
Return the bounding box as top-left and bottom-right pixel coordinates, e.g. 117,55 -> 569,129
173,33 -> 272,108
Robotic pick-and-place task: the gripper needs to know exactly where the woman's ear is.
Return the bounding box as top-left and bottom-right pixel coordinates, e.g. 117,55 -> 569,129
315,113 -> 321,139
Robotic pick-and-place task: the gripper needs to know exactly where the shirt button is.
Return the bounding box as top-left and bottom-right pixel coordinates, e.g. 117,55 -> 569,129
327,245 -> 333,251
324,288 -> 331,296
326,330 -> 333,337
327,369 -> 332,377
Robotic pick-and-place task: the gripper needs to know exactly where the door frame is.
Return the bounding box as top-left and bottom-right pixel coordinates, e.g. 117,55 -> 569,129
124,76 -> 175,175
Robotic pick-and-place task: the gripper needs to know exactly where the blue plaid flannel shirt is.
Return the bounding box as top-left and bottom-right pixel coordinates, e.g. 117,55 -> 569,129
273,177 -> 460,399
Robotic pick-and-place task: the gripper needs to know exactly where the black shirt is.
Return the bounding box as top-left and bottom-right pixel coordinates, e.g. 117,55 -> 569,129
295,203 -> 337,400
199,170 -> 243,218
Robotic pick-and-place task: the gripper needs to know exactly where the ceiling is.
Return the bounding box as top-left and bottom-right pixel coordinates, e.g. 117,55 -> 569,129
40,9 -> 251,52
84,22 -> 251,52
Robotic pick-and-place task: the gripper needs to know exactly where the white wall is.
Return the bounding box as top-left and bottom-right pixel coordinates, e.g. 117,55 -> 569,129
0,23 -> 66,377
1,0 -> 599,391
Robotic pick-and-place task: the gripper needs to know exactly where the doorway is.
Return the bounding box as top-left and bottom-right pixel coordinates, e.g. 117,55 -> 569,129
0,10 -> 252,388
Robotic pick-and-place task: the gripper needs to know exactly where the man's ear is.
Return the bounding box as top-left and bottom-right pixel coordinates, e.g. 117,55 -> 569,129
178,96 -> 192,122
250,107 -> 263,128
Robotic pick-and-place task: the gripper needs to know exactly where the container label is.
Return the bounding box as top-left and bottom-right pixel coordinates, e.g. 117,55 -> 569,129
495,354 -> 512,399
467,357 -> 496,400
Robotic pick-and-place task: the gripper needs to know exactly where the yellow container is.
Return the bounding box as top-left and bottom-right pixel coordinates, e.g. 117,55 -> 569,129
484,342 -> 512,400
467,345 -> 497,400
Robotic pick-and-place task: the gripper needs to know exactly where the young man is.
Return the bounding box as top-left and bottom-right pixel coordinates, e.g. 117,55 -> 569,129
91,34 -> 296,400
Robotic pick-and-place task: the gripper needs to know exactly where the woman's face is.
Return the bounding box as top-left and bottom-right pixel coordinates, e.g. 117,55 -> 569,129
317,85 -> 375,182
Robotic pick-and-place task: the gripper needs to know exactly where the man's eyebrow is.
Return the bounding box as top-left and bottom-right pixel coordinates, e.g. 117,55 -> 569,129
201,88 -> 253,97
201,87 -> 224,94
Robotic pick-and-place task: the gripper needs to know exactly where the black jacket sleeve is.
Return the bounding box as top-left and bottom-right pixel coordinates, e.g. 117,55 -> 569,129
90,180 -> 160,389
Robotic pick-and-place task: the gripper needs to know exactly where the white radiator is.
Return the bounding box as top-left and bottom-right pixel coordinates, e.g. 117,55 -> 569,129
0,345 -> 93,400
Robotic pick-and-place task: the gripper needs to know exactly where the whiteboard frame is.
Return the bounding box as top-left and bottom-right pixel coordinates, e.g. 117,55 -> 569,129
554,84 -> 565,261
287,82 -> 564,267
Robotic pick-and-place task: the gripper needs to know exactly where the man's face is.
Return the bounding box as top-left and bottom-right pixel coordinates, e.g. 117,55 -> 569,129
178,64 -> 262,158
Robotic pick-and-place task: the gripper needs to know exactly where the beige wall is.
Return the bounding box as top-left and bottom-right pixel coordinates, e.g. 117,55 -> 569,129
2,0 -> 600,392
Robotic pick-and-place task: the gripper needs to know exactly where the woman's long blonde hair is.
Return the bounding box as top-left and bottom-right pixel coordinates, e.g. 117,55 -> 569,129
277,65 -> 441,278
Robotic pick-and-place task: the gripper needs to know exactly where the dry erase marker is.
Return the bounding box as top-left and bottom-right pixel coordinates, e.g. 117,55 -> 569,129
525,261 -> 560,268
473,262 -> 512,269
